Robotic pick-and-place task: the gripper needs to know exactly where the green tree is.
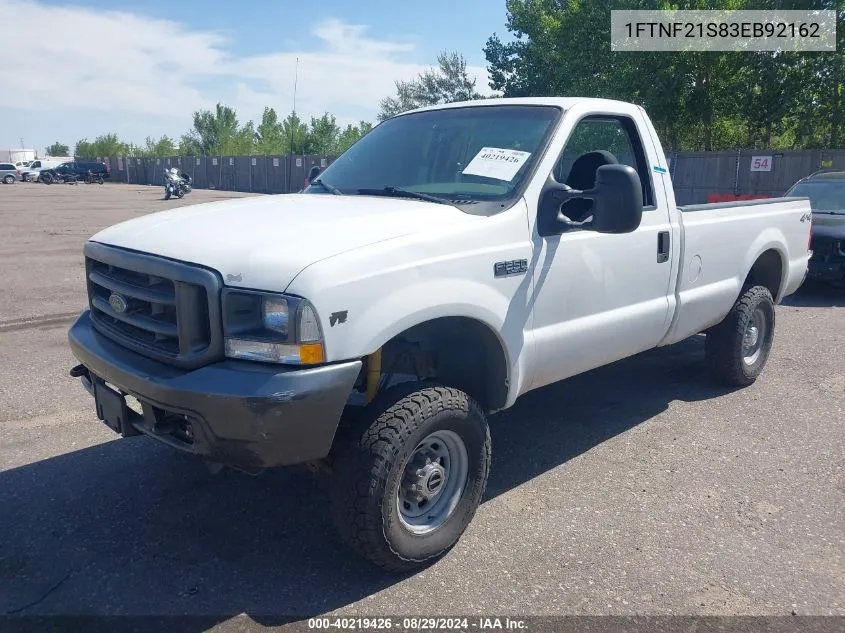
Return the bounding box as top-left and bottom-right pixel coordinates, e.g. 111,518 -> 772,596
378,51 -> 485,120
336,121 -> 374,154
281,112 -> 310,154
485,0 -> 845,151
178,134 -> 202,156
182,103 -> 241,155
255,107 -> 286,154
792,3 -> 845,148
74,139 -> 92,158
221,120 -> 256,155
45,142 -> 69,156
142,135 -> 177,158
74,133 -> 129,158
306,113 -> 341,154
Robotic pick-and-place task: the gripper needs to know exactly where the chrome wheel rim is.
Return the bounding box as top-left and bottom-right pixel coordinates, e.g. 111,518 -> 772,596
742,307 -> 767,365
397,430 -> 469,535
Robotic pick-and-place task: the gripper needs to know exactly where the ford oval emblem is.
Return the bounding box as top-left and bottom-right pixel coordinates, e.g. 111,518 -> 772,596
108,292 -> 128,314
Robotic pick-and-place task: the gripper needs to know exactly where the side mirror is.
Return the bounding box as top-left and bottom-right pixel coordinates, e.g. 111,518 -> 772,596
589,164 -> 643,234
539,164 -> 643,236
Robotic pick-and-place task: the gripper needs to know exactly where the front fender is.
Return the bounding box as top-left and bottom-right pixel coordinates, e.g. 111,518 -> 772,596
332,278 -> 529,408
341,280 -> 511,359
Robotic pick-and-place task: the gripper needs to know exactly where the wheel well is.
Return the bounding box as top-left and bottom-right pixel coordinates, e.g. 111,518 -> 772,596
374,317 -> 509,413
744,249 -> 783,300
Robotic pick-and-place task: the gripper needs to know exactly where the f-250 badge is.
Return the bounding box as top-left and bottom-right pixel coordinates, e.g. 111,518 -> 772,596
494,259 -> 528,278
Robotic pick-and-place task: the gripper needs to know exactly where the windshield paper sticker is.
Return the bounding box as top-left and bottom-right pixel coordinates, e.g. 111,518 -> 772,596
462,147 -> 531,182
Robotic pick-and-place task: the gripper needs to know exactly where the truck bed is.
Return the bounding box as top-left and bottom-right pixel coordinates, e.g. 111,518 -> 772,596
661,197 -> 811,346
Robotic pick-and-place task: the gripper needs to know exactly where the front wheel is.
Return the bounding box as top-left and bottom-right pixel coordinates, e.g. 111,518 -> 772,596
706,285 -> 775,386
3,175 -> 14,184
331,383 -> 491,571
40,173 -> 53,184
164,186 -> 171,200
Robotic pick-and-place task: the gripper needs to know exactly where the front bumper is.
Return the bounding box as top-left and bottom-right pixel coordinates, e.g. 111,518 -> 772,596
69,310 -> 362,469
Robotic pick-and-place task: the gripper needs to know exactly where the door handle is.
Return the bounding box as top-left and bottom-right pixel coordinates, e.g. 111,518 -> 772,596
657,231 -> 670,263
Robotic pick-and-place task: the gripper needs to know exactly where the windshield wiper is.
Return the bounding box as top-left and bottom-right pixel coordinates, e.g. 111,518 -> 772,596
357,186 -> 453,206
311,179 -> 343,195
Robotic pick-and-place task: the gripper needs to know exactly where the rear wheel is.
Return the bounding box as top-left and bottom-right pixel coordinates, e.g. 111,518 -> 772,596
331,383 -> 491,571
706,285 -> 775,386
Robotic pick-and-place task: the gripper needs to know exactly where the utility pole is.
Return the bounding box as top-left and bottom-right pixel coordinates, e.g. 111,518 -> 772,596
293,56 -> 299,120
287,57 -> 299,193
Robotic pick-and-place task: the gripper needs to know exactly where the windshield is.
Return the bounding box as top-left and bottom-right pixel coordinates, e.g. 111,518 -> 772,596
786,181 -> 845,213
306,105 -> 561,213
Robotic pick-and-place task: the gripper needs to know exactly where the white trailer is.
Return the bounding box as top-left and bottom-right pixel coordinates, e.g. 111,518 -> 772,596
0,149 -> 36,165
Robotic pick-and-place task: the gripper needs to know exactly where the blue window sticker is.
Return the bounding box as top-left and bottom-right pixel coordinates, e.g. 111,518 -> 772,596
653,165 -> 667,174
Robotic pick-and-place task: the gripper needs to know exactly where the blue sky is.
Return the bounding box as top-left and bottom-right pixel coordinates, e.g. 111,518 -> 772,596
0,0 -> 511,154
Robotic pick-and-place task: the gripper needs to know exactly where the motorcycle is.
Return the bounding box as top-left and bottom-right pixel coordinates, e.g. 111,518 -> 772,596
163,167 -> 192,200
39,169 -> 79,185
83,170 -> 104,185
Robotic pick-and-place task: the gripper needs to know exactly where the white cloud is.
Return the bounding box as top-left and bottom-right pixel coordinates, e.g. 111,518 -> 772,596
0,1 -> 491,149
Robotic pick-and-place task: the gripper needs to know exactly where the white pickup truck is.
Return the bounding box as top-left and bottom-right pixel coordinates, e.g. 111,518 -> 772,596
68,97 -> 811,570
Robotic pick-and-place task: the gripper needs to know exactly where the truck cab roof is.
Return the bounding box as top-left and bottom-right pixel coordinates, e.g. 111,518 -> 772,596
401,96 -> 643,116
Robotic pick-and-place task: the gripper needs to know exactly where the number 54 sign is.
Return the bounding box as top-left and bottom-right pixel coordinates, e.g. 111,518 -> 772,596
750,156 -> 773,172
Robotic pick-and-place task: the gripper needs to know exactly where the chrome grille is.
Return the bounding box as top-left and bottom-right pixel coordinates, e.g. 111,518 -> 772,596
85,242 -> 223,369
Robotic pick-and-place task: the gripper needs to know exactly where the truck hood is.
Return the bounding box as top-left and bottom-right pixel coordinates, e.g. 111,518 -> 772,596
812,211 -> 845,240
90,194 -> 479,291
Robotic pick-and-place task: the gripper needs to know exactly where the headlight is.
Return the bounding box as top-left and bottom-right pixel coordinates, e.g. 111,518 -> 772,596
262,296 -> 289,335
222,289 -> 324,365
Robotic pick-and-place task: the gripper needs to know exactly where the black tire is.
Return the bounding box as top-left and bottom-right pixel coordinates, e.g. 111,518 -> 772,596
706,285 -> 775,386
40,173 -> 53,184
3,175 -> 14,184
176,188 -> 184,198
331,383 -> 491,571
164,187 -> 171,200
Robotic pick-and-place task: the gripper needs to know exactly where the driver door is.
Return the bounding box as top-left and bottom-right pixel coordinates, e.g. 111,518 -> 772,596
528,113 -> 674,390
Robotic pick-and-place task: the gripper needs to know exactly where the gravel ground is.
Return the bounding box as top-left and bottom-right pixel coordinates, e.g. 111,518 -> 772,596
0,182 -> 842,623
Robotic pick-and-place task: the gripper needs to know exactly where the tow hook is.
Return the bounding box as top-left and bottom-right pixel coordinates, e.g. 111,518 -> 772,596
69,363 -> 88,378
70,364 -> 94,395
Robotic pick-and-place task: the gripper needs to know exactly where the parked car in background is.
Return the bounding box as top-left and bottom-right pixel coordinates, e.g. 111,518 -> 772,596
39,161 -> 110,184
22,158 -> 73,181
73,161 -> 110,179
785,170 -> 845,285
0,163 -> 21,183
